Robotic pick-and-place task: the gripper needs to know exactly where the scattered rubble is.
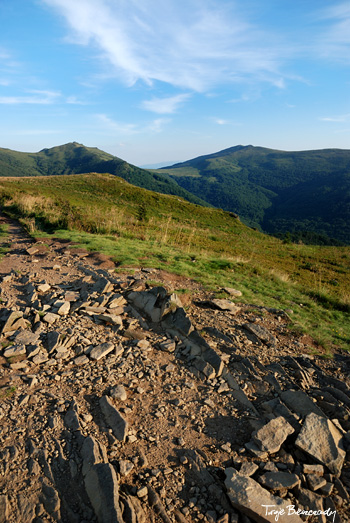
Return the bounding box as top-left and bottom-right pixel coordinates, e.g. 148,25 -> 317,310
0,216 -> 349,522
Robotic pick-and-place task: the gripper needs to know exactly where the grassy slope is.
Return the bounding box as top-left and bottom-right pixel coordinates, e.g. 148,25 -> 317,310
0,173 -> 349,354
0,142 -> 208,207
158,145 -> 350,244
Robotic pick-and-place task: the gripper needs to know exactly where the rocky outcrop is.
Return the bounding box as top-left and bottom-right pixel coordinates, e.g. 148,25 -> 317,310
0,228 -> 349,523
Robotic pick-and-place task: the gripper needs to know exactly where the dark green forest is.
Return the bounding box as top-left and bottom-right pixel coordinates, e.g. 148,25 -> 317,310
159,145 -> 350,244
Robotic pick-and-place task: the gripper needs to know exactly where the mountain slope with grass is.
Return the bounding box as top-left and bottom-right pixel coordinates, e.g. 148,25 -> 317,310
158,145 -> 350,244
0,142 -> 208,207
0,172 -> 349,353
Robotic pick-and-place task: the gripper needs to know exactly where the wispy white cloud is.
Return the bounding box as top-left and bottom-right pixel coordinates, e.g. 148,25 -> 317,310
141,94 -> 190,114
42,0 -> 287,92
96,113 -> 170,135
148,118 -> 171,133
66,95 -> 89,105
0,90 -> 61,105
319,113 -> 350,123
95,113 -> 139,135
317,2 -> 350,62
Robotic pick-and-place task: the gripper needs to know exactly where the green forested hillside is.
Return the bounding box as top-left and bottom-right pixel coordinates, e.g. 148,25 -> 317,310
159,145 -> 350,244
0,142 -> 208,207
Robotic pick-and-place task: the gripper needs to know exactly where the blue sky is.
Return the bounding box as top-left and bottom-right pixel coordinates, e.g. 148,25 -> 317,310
0,0 -> 349,166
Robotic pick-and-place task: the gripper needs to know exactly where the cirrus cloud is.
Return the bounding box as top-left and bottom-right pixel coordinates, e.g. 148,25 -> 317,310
42,0 -> 286,92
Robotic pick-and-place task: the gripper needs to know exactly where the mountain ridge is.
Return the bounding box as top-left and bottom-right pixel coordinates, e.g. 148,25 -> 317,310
159,144 -> 350,244
0,142 -> 209,207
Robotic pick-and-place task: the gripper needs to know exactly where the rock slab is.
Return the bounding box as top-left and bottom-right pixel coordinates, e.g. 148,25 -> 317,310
84,463 -> 124,523
225,468 -> 303,522
99,395 -> 128,441
295,412 -> 346,476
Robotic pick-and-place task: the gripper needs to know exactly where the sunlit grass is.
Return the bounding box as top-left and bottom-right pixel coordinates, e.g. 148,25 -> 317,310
0,173 -> 349,354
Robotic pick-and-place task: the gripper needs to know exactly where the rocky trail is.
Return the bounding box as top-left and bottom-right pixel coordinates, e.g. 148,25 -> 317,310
0,215 -> 349,523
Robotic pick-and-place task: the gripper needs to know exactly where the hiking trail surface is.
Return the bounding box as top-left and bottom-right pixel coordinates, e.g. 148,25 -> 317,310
0,215 -> 349,523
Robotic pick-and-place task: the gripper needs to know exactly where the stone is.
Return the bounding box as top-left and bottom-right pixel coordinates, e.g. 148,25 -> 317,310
319,482 -> 334,496
81,436 -> 105,476
252,416 -> 295,454
32,352 -> 49,365
209,299 -> 241,314
307,474 -> 327,491
158,339 -> 176,352
97,314 -> 123,328
26,246 -> 39,255
303,464 -> 324,475
119,460 -> 134,476
57,301 -> 70,316
43,312 -> 60,324
259,471 -> 300,491
261,398 -> 300,430
280,390 -> 326,418
3,345 -> 26,358
137,486 -> 148,498
225,468 -> 303,522
84,463 -> 124,523
64,400 -> 82,431
74,355 -> 89,365
13,330 -> 40,345
37,283 -> 51,293
90,342 -> 115,361
121,494 -> 147,523
161,307 -> 193,336
40,479 -> 61,520
222,287 -> 242,297
192,357 -> 216,380
17,493 -> 36,522
295,412 -> 346,476
297,488 -> 326,522
1,311 -> 23,333
110,385 -> 127,402
91,277 -> 113,294
243,323 -> 276,345
46,331 -> 62,352
99,395 -> 128,441
108,294 -> 127,308
239,462 -> 259,477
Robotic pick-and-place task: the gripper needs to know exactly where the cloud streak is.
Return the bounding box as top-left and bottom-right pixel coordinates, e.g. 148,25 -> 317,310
141,94 -> 190,114
42,0 -> 286,92
317,2 -> 350,62
0,90 -> 61,105
96,113 -> 171,135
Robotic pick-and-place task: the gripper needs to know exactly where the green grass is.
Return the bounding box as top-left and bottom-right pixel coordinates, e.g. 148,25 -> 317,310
0,172 -> 349,355
0,223 -> 10,257
0,386 -> 16,402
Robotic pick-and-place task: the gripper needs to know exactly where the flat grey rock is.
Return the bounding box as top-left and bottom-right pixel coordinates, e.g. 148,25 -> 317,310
84,463 -> 124,523
253,416 -> 295,454
239,462 -> 259,477
225,468 -> 303,522
243,323 -> 276,345
110,385 -> 127,402
90,342 -> 115,361
99,395 -> 128,441
13,330 -> 40,345
2,311 -> 23,333
3,345 -> 26,358
295,412 -> 346,476
209,299 -> 241,314
259,471 -> 300,491
280,390 -> 326,418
